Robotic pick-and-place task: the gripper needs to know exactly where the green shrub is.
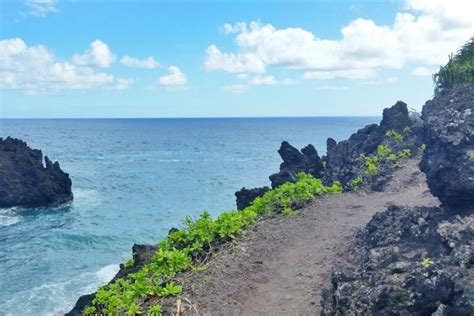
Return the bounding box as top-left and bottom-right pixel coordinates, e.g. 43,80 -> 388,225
398,149 -> 411,158
350,176 -> 363,190
385,129 -> 403,143
434,37 -> 474,93
82,173 -> 341,315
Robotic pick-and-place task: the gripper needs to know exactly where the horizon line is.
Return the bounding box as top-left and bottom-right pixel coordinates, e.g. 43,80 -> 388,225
0,115 -> 381,120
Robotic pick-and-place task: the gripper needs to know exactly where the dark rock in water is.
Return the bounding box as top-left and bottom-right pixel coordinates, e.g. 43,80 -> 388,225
0,137 -> 73,208
323,101 -> 423,191
66,243 -> 158,315
235,186 -> 270,210
269,142 -> 324,188
321,205 -> 474,315
420,84 -> 474,208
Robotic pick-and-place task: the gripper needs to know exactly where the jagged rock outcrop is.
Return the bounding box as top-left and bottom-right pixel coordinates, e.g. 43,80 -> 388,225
323,101 -> 423,191
235,186 -> 270,210
420,84 -> 474,208
0,137 -> 73,208
321,205 -> 474,315
66,244 -> 158,315
269,142 -> 324,188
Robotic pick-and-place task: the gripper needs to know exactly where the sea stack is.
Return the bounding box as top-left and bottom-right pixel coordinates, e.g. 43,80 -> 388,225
0,137 -> 73,208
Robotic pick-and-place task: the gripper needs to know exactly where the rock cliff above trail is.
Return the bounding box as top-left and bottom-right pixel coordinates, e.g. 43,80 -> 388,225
234,101 -> 423,209
0,137 -> 73,208
322,85 -> 474,315
420,84 -> 474,208
323,100 -> 424,190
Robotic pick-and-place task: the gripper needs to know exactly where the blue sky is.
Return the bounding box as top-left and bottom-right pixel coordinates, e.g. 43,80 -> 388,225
0,0 -> 472,118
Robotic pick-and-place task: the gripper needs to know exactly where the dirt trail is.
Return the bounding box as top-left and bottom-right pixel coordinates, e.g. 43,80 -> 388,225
170,159 -> 439,315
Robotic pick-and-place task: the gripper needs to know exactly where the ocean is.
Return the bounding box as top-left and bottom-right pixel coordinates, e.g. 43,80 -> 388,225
0,117 -> 377,315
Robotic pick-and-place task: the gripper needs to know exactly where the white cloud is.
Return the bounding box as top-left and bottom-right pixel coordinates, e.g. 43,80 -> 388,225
113,78 -> 134,90
0,38 -> 129,94
72,40 -> 115,68
249,75 -> 277,85
303,69 -> 376,80
222,84 -> 249,93
411,66 -> 437,76
204,0 -> 474,80
25,0 -> 59,17
120,56 -> 159,69
204,45 -> 265,74
159,66 -> 187,86
316,85 -> 349,91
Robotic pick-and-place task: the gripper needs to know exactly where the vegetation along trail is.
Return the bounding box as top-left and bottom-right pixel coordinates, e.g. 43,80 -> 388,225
165,158 -> 439,315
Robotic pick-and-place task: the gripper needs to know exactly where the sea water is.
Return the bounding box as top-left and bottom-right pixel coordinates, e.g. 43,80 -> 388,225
0,117 -> 377,315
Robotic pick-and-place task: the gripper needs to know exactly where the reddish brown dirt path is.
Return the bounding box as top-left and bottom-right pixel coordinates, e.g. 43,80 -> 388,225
167,159 -> 439,315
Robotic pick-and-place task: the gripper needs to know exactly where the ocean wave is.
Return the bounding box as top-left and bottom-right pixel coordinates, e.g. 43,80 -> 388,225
0,208 -> 21,227
0,264 -> 119,316
72,188 -> 101,208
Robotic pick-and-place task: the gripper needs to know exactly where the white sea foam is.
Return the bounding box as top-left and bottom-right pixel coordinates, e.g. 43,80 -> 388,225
96,264 -> 120,284
0,264 -> 120,316
0,208 -> 21,227
72,188 -> 101,207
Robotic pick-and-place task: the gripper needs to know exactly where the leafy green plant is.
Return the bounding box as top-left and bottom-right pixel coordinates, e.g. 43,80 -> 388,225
82,173 -> 341,315
385,129 -> 403,143
350,176 -> 363,190
421,257 -> 434,269
147,305 -> 163,316
124,258 -> 134,269
398,149 -> 411,158
403,126 -> 412,134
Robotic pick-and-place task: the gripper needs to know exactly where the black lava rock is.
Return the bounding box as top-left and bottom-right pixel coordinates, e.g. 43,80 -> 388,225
321,206 -> 474,315
235,186 -> 270,210
0,137 -> 73,208
420,84 -> 474,208
269,142 -> 324,188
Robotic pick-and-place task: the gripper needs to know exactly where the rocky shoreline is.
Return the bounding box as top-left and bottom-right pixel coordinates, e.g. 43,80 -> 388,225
67,83 -> 473,314
0,137 -> 73,208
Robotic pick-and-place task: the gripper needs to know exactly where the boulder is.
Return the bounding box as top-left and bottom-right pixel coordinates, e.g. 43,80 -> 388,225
235,186 -> 270,210
420,84 -> 474,208
269,142 -> 324,188
0,137 -> 73,208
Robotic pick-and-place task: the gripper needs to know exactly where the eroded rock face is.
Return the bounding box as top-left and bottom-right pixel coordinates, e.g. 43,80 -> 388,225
235,186 -> 270,210
420,84 -> 474,208
323,101 -> 423,191
321,206 -> 474,315
0,137 -> 73,208
269,142 -> 324,188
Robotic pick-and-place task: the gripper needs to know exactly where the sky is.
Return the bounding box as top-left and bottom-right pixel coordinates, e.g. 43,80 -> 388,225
0,0 -> 473,118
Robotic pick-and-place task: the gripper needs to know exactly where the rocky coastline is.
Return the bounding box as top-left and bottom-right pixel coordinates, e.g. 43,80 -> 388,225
0,137 -> 73,208
67,81 -> 472,314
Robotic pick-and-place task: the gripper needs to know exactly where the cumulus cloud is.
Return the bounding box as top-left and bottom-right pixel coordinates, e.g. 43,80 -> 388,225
204,0 -> 474,80
25,0 -> 59,17
204,45 -> 265,74
72,40 -> 115,68
159,66 -> 187,86
120,56 -> 159,69
0,38 -> 131,94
